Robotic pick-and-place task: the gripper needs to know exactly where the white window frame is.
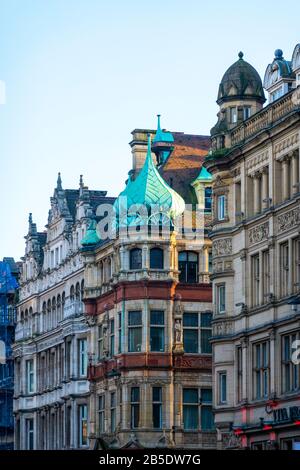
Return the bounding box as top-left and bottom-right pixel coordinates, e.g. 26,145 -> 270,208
217,195 -> 226,221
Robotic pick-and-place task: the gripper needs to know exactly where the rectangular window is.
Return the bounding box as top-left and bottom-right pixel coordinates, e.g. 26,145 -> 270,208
98,395 -> 105,434
26,418 -> 34,450
218,372 -> 227,404
110,319 -> 115,357
217,195 -> 226,221
253,341 -> 269,399
118,312 -> 122,354
262,250 -> 270,301
98,325 -> 103,360
78,404 -> 88,447
216,284 -> 226,314
150,311 -> 165,352
282,332 -> 300,393
230,107 -> 237,123
130,387 -> 140,429
26,359 -> 34,394
280,242 -> 289,297
152,387 -> 162,429
293,238 -> 300,294
204,187 -> 212,212
110,392 -> 116,433
237,346 -> 243,403
252,254 -> 260,307
128,311 -> 142,352
183,312 -> 199,353
183,388 -> 199,430
243,106 -> 251,120
78,338 -> 87,377
201,311 -> 212,353
201,389 -> 214,431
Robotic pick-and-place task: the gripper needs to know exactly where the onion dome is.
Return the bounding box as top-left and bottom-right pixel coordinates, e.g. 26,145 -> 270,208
217,52 -> 265,105
81,219 -> 101,246
114,134 -> 185,223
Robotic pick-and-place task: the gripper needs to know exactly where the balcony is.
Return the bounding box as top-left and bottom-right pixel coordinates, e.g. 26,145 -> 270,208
230,89 -> 299,147
63,300 -> 84,319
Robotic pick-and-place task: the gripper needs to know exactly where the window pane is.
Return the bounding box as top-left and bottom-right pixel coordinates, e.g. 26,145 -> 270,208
201,389 -> 212,403
183,329 -> 198,353
201,329 -> 212,353
201,312 -> 212,327
183,388 -> 198,403
153,404 -> 162,429
183,405 -> 198,430
130,249 -> 142,269
131,387 -> 140,402
128,328 -> 142,352
150,327 -> 164,352
128,311 -> 142,326
188,252 -> 198,262
150,311 -> 164,325
183,313 -> 198,327
153,387 -> 162,402
150,248 -> 164,269
201,406 -> 214,430
178,252 -> 187,262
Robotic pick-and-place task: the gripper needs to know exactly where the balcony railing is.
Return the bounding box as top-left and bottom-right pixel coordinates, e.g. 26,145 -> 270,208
63,300 -> 84,319
230,89 -> 299,147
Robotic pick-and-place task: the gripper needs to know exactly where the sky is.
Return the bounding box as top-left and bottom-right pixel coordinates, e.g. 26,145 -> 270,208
0,0 -> 300,261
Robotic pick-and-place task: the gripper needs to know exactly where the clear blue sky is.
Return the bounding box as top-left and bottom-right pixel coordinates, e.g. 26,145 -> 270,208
0,0 -> 299,260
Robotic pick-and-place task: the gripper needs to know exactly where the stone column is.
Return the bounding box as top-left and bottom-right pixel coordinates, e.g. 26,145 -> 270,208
291,151 -> 298,195
262,168 -> 269,210
253,174 -> 260,214
282,158 -> 290,200
71,398 -> 77,449
142,244 -> 149,269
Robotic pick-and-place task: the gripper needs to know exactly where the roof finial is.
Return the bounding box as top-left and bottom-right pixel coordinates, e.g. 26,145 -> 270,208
157,114 -> 161,131
147,133 -> 152,157
57,172 -> 62,190
238,51 -> 244,60
28,212 -> 33,225
274,49 -> 283,59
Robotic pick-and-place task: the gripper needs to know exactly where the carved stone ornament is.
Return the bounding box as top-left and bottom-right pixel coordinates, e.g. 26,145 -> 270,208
212,238 -> 232,257
277,206 -> 300,234
248,221 -> 269,245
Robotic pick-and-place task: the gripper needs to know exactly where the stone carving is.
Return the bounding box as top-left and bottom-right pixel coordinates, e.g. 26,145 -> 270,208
246,150 -> 269,174
248,221 -> 269,245
274,132 -> 299,159
277,206 -> 300,234
212,238 -> 232,257
213,320 -> 234,337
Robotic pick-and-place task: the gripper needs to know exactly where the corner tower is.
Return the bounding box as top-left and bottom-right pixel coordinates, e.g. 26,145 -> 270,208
211,52 -> 266,150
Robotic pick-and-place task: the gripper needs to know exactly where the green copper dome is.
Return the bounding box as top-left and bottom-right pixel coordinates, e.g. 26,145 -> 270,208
217,52 -> 265,105
114,134 -> 185,223
81,219 -> 101,246
193,166 -> 212,181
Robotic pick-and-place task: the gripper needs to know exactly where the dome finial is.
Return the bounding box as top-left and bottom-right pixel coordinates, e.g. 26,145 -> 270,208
274,49 -> 283,59
238,51 -> 244,60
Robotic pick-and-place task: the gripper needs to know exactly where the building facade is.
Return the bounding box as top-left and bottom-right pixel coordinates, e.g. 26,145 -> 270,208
82,120 -> 216,449
0,258 -> 19,450
13,175 -> 114,449
205,45 -> 300,450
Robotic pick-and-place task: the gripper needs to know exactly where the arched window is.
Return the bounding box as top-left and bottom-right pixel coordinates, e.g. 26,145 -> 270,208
42,302 -> 47,331
47,300 -> 51,330
57,294 -> 61,322
75,282 -> 80,301
70,285 -> 75,302
150,247 -> 164,269
81,280 -> 84,300
179,251 -> 198,284
129,248 -> 142,270
62,292 -> 65,318
52,297 -> 56,327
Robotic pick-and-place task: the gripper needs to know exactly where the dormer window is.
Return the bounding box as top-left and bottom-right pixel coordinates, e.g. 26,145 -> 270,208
270,86 -> 283,102
230,107 -> 237,124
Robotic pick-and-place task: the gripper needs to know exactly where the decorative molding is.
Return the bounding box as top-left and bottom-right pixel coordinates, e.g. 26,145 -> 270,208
212,320 -> 234,337
212,238 -> 232,257
246,150 -> 269,175
248,221 -> 269,246
274,133 -> 299,159
277,206 -> 300,234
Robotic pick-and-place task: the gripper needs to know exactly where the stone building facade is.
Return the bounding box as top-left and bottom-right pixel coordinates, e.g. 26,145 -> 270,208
205,45 -> 300,450
82,120 -> 216,449
13,175 -> 114,449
